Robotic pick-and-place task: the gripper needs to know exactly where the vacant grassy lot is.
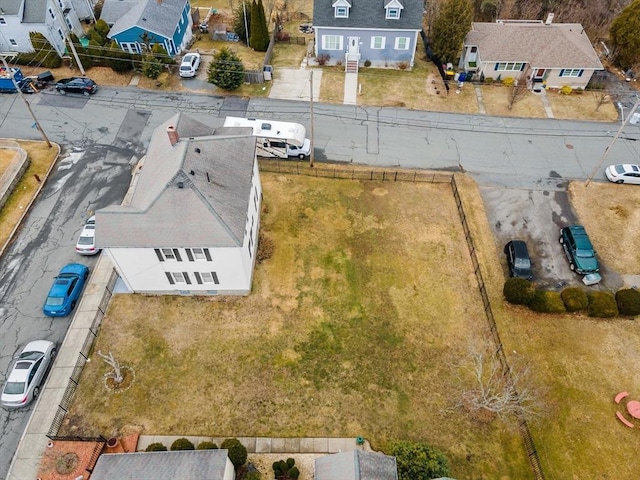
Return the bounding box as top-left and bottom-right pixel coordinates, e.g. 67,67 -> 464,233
63,173 -> 531,479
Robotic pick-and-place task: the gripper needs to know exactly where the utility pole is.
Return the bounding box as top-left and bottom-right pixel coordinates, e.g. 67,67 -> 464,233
586,96 -> 640,187
309,70 -> 314,168
242,0 -> 250,48
50,0 -> 86,75
0,54 -> 52,147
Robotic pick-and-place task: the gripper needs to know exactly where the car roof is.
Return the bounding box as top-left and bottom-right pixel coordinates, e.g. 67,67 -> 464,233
617,164 -> 640,172
6,361 -> 33,383
510,240 -> 529,255
50,277 -> 72,297
567,226 -> 594,248
80,224 -> 96,238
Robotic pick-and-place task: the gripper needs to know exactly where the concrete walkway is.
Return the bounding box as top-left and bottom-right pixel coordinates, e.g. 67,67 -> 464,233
344,72 -> 358,105
6,255 -> 116,480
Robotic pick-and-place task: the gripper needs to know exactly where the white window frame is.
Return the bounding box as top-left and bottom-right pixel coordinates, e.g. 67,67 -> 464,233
9,38 -> 17,46
322,35 -> 343,50
386,8 -> 400,19
394,37 -> 409,50
192,248 -> 205,260
172,272 -> 186,283
58,28 -> 64,39
335,6 -> 349,17
161,248 -> 176,260
371,36 -> 386,50
496,62 -> 524,71
560,68 -> 582,77
49,8 -> 55,19
201,272 -> 214,283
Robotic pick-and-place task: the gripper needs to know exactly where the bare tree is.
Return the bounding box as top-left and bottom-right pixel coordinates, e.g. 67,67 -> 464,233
593,91 -> 611,111
97,350 -> 123,385
507,76 -> 527,109
456,340 -> 547,421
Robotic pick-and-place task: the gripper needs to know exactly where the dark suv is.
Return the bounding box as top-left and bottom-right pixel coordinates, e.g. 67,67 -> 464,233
55,77 -> 98,96
559,225 -> 599,274
504,240 -> 533,280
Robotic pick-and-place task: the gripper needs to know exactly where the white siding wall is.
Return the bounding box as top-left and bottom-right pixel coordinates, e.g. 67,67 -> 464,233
240,160 -> 262,286
223,457 -> 235,480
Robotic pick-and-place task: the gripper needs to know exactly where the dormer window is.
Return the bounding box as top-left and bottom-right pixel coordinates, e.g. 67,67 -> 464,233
384,0 -> 404,19
332,0 -> 351,18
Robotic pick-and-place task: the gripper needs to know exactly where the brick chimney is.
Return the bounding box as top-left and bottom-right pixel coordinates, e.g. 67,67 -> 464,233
167,125 -> 179,146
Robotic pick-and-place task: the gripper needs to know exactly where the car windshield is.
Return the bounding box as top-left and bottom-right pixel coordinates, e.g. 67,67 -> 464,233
78,236 -> 94,245
576,249 -> 594,258
19,351 -> 43,361
46,296 -> 65,306
4,381 -> 25,394
514,258 -> 531,268
615,165 -> 626,174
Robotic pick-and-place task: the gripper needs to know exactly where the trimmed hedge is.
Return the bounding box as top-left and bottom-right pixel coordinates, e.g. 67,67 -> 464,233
170,438 -> 195,451
197,441 -> 218,450
616,288 -> 640,316
221,438 -> 247,468
587,291 -> 618,318
145,442 -> 167,452
561,287 -> 589,312
529,290 -> 566,313
503,278 -> 535,305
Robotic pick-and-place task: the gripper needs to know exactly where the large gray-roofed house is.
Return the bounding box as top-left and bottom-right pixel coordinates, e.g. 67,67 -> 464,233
313,0 -> 423,69
460,20 -> 604,89
96,113 -> 262,295
100,0 -> 140,26
315,450 -> 398,480
90,449 -> 235,480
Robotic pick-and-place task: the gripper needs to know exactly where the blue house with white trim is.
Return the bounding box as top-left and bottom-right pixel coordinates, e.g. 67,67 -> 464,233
106,0 -> 192,55
312,0 -> 423,70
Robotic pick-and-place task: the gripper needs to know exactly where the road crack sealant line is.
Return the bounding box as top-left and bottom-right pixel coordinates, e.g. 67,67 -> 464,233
0,140 -> 61,258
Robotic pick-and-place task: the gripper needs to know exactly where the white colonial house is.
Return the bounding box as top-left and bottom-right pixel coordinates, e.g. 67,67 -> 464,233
95,113 -> 261,295
0,0 -> 95,55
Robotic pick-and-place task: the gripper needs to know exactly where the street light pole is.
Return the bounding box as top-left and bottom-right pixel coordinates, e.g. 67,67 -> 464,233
0,54 -> 52,147
309,70 -> 314,168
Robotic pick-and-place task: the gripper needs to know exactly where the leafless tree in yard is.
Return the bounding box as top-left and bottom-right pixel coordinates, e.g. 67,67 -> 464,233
593,91 -> 611,111
507,77 -> 527,109
455,338 -> 547,422
97,350 -> 123,385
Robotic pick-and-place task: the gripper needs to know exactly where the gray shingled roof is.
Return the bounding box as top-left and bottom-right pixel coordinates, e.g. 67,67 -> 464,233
0,0 -> 21,15
313,0 -> 422,30
23,0 -> 47,23
95,113 -> 257,248
108,0 -> 187,38
466,22 -> 603,69
315,450 -> 398,480
90,449 -> 231,480
101,0 -> 141,25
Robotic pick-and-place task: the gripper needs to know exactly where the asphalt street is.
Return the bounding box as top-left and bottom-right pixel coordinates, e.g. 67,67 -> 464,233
0,87 -> 639,477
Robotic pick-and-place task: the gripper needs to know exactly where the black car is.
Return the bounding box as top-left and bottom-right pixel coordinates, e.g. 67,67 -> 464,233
55,77 -> 98,96
504,240 -> 533,280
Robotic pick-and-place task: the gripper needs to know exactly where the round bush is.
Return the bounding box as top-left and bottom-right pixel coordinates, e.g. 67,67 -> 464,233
145,442 -> 167,452
390,440 -> 450,480
616,288 -> 640,316
587,291 -> 619,318
170,438 -> 195,451
503,278 -> 535,305
196,441 -> 218,450
221,438 -> 247,468
529,290 -> 566,313
561,287 -> 588,312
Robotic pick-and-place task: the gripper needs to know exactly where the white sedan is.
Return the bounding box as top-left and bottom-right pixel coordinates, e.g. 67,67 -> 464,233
179,53 -> 201,78
605,164 -> 640,184
1,340 -> 57,409
75,215 -> 100,255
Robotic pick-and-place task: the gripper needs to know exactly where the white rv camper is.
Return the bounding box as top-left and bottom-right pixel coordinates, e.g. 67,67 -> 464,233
223,117 -> 311,159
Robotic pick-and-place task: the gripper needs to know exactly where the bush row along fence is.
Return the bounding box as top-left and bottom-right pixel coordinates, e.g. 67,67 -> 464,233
47,268 -> 119,440
451,177 -> 546,480
258,160 -> 454,183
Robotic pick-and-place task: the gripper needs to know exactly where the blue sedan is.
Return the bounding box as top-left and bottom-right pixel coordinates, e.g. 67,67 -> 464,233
43,263 -> 89,317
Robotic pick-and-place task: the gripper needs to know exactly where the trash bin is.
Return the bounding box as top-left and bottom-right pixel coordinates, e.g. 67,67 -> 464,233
263,65 -> 273,81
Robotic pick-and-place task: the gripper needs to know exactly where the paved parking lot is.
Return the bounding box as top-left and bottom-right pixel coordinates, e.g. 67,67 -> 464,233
480,185 -> 624,291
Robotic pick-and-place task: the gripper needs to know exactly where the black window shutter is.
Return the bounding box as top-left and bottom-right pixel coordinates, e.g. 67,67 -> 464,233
578,69 -> 584,77
194,272 -> 202,284
494,63 -> 498,71
212,272 -> 219,284
520,63 -> 525,71
155,249 -> 164,262
559,69 -> 564,77
174,249 -> 182,261
165,272 -> 174,284
185,249 -> 194,261
204,249 -> 212,261
183,272 -> 191,284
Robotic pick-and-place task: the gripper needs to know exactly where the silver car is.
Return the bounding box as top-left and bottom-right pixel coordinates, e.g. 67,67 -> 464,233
1,340 -> 57,409
605,164 -> 640,184
75,215 -> 100,255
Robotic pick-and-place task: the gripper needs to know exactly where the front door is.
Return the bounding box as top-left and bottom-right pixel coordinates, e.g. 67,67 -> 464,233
347,37 -> 359,55
533,68 -> 545,82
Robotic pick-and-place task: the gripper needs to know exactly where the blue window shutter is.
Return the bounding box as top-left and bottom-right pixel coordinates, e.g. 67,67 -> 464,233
494,63 -> 498,71
578,69 -> 584,77
559,69 -> 565,77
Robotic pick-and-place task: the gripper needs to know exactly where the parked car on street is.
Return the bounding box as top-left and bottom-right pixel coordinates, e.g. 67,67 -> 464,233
179,53 -> 201,78
1,340 -> 56,409
559,225 -> 599,274
43,263 -> 89,317
605,164 -> 640,184
75,215 -> 99,255
504,240 -> 533,280
55,77 -> 98,96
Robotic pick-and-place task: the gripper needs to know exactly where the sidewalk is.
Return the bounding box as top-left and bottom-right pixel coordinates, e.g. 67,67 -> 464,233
6,255 -> 117,480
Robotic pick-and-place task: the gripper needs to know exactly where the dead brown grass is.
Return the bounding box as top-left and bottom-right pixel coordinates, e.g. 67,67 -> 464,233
0,141 -> 58,248
32,66 -> 134,87
545,90 -> 619,122
0,150 -> 17,173
318,67 -> 345,104
568,181 -> 640,275
480,84 -> 547,118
